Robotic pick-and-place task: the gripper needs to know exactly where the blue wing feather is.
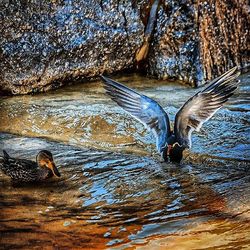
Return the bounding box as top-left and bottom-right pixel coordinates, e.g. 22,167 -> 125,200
101,76 -> 171,153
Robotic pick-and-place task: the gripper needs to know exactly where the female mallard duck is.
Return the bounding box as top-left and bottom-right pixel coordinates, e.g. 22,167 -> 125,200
0,150 -> 61,183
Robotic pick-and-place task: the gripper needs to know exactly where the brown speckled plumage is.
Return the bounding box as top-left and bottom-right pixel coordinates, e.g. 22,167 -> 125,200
0,150 -> 60,183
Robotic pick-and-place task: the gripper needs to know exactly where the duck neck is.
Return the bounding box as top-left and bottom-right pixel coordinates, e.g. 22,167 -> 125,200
167,133 -> 176,145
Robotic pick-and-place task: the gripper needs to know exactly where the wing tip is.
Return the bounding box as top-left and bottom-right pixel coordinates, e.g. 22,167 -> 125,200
230,65 -> 238,73
100,75 -> 119,96
224,66 -> 240,76
100,75 -> 110,84
219,66 -> 241,82
204,66 -> 241,93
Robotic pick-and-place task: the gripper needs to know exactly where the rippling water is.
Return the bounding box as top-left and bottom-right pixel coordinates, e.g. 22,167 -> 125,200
0,74 -> 249,249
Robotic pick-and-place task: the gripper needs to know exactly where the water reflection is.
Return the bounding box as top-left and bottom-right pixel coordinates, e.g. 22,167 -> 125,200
0,134 -> 249,248
0,73 -> 249,248
0,73 -> 249,161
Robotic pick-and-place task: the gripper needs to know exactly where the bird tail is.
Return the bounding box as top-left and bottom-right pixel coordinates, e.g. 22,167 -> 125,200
0,150 -> 9,167
3,150 -> 10,159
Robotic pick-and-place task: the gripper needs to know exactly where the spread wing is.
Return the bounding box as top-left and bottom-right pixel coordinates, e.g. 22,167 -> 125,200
174,66 -> 240,148
101,76 -> 171,153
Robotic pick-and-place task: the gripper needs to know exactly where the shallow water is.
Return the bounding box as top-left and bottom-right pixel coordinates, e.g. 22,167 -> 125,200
0,74 -> 249,249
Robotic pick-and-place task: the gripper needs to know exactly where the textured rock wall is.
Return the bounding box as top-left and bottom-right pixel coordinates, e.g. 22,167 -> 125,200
0,0 -> 248,94
147,0 -> 201,85
0,0 -> 144,94
197,0 -> 249,80
147,0 -> 249,86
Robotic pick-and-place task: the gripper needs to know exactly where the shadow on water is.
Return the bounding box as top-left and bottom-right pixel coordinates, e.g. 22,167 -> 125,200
0,73 -> 249,249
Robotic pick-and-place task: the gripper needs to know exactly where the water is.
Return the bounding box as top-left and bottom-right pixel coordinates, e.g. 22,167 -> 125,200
0,74 -> 249,249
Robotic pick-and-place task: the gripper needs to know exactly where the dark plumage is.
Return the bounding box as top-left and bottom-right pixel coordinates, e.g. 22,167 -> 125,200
101,66 -> 240,163
0,150 -> 60,183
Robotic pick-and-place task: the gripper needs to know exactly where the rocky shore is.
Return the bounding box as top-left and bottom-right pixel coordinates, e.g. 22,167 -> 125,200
0,0 -> 248,94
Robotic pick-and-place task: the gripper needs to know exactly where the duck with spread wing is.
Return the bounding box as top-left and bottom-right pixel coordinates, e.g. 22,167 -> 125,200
101,67 -> 240,163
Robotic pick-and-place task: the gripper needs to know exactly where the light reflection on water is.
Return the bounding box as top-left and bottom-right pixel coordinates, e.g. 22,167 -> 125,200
0,73 -> 249,249
0,133 -> 249,249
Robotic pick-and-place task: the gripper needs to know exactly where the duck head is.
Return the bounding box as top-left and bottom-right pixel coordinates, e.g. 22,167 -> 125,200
162,142 -> 185,163
36,150 -> 61,177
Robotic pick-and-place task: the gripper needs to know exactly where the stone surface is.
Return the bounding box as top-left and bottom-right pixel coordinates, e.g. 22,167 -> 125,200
0,0 -> 248,94
147,0 -> 249,86
197,0 -> 249,80
0,0 -> 144,94
147,0 -> 201,85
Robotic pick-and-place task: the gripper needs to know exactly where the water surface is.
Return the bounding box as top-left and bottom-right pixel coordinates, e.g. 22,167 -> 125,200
0,74 -> 249,249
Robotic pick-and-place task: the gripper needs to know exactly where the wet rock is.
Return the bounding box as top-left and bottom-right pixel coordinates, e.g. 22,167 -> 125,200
197,0 -> 249,81
147,0 -> 249,86
146,0 -> 200,85
0,1 -> 144,94
0,0 -> 248,94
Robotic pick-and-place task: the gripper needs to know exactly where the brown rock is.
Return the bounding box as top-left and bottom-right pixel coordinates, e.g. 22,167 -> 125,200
198,0 -> 249,80
147,0 -> 249,86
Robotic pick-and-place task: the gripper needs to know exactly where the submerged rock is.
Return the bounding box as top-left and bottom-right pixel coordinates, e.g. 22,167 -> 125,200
0,0 -> 248,94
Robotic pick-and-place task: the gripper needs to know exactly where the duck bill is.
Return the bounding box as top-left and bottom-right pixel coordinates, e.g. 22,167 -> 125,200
49,162 -> 61,177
